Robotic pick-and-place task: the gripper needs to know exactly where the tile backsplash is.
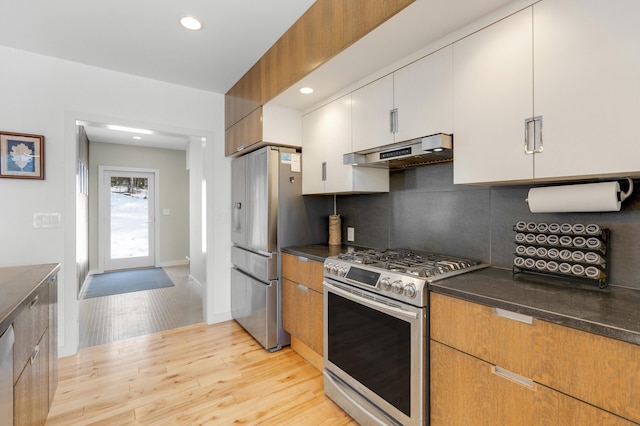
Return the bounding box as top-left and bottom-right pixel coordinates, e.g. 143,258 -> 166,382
336,163 -> 640,289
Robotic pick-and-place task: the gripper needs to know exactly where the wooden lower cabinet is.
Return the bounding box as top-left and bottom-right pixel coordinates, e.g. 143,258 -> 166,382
12,272 -> 58,426
15,332 -> 49,426
430,292 -> 640,424
282,253 -> 324,370
430,341 -> 632,426
283,279 -> 323,355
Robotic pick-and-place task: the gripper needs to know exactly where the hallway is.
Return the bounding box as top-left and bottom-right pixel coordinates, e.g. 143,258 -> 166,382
79,265 -> 203,348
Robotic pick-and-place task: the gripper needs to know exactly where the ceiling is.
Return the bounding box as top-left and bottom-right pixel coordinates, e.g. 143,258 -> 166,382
0,0 -> 515,150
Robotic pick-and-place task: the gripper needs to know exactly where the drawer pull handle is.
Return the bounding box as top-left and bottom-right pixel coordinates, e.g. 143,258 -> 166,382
493,366 -> 534,389
297,284 -> 309,292
30,344 -> 40,364
29,295 -> 39,309
494,308 -> 533,325
297,256 -> 308,263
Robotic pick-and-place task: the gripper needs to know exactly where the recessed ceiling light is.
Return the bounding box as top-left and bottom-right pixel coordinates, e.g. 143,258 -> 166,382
107,125 -> 153,135
180,16 -> 202,31
133,136 -> 142,140
299,87 -> 314,94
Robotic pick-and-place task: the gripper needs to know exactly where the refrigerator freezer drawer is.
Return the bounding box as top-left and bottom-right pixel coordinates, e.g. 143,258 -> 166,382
231,268 -> 279,351
231,245 -> 277,281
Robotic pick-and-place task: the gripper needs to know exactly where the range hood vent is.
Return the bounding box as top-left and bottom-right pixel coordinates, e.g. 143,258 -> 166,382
343,133 -> 453,171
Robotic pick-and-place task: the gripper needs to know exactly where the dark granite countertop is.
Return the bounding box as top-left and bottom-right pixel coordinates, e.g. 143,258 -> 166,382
282,244 -> 371,263
429,267 -> 640,346
0,263 -> 60,336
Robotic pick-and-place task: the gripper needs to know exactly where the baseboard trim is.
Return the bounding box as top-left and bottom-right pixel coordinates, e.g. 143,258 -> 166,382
158,259 -> 189,267
188,274 -> 204,288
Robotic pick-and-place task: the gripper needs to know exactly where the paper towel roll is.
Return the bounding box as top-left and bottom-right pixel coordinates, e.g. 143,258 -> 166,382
527,181 -> 621,213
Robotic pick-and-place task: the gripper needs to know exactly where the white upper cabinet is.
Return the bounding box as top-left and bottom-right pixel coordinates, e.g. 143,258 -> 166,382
533,0 -> 640,180
351,74 -> 394,152
394,46 -> 453,142
454,0 -> 640,184
352,46 -> 454,153
453,8 -> 534,184
302,94 -> 388,195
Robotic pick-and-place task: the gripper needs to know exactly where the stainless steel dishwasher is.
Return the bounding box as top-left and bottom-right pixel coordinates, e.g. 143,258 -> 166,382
0,325 -> 14,421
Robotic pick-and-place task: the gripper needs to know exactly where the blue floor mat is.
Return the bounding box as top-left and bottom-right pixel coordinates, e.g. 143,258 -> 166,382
82,267 -> 174,299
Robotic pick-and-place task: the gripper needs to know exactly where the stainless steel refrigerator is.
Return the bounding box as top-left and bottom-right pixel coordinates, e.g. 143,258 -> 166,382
231,146 -> 330,351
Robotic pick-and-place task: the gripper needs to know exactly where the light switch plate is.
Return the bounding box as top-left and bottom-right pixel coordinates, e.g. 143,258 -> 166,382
162,209 -> 170,216
347,227 -> 355,242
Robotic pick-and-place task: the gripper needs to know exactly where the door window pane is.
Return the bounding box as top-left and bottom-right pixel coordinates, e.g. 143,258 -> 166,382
110,176 -> 149,259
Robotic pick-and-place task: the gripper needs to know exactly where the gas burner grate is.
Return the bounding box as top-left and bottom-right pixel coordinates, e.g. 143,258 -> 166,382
336,249 -> 482,278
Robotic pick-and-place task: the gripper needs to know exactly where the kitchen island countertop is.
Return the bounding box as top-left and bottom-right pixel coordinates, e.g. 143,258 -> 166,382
430,267 -> 640,346
0,263 -> 60,335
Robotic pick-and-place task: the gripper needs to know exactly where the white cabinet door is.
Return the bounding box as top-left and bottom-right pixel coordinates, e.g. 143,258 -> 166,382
302,94 -> 389,194
302,94 -> 355,194
394,45 -> 453,142
301,105 -> 329,195
351,74 -> 394,152
453,8 -> 534,185
324,95 -> 355,193
533,0 -> 640,180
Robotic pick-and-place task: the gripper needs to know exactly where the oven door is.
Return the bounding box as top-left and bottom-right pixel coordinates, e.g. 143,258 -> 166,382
324,278 -> 427,426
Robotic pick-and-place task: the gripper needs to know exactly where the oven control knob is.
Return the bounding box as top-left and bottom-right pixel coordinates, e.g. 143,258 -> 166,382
392,280 -> 404,294
338,267 -> 347,277
380,277 -> 392,291
324,263 -> 333,274
331,264 -> 339,275
403,284 -> 417,298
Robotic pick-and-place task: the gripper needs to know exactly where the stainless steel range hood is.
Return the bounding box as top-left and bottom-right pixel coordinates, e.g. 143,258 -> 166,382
343,133 -> 453,170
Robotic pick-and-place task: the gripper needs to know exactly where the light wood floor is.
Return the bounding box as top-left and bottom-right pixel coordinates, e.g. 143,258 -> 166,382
79,265 -> 203,348
47,321 -> 357,425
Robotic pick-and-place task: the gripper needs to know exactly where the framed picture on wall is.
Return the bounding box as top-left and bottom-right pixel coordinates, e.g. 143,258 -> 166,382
0,131 -> 45,179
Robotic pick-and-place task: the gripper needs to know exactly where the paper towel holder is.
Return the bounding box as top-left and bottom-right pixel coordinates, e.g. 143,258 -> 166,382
525,177 -> 634,209
619,177 -> 634,202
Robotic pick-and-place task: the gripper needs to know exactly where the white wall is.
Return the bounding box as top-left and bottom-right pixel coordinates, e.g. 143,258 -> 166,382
0,45 -> 231,357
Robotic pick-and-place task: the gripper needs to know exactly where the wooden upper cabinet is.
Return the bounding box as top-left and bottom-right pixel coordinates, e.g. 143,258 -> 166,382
225,0 -> 415,157
262,0 -> 346,104
343,0 -> 414,45
224,107 -> 263,156
225,60 -> 262,130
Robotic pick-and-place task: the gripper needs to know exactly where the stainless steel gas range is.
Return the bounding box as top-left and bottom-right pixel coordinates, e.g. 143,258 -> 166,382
323,248 -> 487,426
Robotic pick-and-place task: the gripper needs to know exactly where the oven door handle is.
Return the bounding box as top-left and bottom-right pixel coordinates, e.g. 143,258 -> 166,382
324,281 -> 419,320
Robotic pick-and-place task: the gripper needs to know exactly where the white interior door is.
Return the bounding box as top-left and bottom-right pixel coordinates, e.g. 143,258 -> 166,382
101,168 -> 156,271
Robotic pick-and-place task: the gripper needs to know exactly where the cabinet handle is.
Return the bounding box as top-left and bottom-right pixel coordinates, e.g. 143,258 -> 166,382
493,365 -> 534,389
297,256 -> 308,263
321,162 -> 327,181
524,117 -> 535,154
237,145 -> 244,152
29,295 -> 39,309
390,108 -> 398,133
533,115 -> 543,153
494,307 -> 533,324
524,116 -> 543,154
297,284 -> 309,292
30,343 -> 40,364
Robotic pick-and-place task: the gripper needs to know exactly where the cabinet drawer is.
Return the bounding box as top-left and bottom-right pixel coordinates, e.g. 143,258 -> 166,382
430,292 -> 536,378
282,253 -> 324,293
14,283 -> 49,383
282,278 -> 323,355
431,341 -> 633,426
431,292 -> 640,424
533,319 -> 640,424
